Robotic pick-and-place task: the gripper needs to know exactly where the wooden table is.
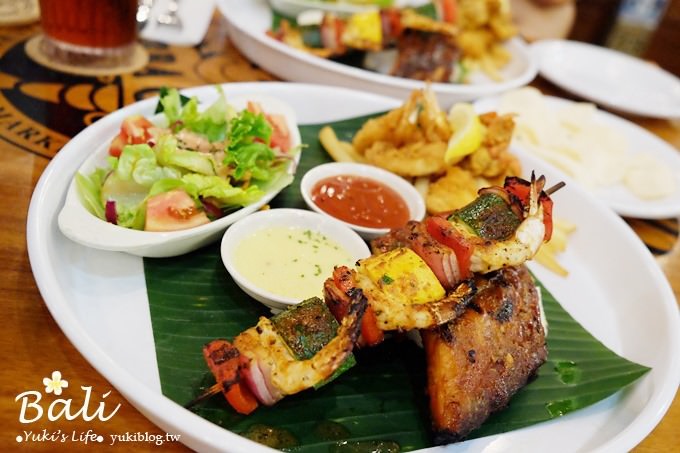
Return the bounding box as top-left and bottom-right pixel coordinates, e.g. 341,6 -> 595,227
1,15 -> 678,453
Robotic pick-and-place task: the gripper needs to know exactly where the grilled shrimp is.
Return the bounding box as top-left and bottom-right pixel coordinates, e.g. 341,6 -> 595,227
375,173 -> 561,288
233,289 -> 366,406
354,271 -> 476,331
324,250 -> 476,345
466,173 -> 549,273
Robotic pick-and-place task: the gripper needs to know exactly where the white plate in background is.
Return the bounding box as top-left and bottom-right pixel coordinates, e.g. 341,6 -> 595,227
531,40 -> 680,119
475,94 -> 680,219
218,0 -> 537,107
28,83 -> 680,452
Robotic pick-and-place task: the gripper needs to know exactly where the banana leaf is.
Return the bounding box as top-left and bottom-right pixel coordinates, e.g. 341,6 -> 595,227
144,118 -> 650,451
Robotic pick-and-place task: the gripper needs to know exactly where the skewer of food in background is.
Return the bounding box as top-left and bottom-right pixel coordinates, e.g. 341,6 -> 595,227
268,0 -> 517,83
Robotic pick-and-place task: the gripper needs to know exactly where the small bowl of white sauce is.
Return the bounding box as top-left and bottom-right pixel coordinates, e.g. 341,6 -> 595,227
221,208 -> 370,312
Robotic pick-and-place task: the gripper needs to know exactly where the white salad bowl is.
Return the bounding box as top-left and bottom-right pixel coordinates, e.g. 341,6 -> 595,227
220,208 -> 371,312
57,94 -> 301,258
300,161 -> 426,240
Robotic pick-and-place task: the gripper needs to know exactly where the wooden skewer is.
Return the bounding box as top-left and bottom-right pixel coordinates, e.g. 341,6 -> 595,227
545,181 -> 566,195
184,382 -> 222,409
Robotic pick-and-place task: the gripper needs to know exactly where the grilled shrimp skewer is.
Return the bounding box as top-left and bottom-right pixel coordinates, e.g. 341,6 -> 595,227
375,173 -> 561,288
235,291 -> 365,405
325,263 -> 476,334
193,291 -> 367,414
457,173 -> 557,273
326,174 -> 562,346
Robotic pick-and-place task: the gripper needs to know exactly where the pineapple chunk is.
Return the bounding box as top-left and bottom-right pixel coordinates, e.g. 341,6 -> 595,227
342,10 -> 383,51
358,248 -> 445,305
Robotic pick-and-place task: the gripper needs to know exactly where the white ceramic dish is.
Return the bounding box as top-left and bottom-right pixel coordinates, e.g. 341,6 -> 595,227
57,93 -> 301,258
28,83 -> 680,452
531,40 -> 680,119
217,0 -> 537,107
221,208 -> 371,311
269,0 -> 430,17
300,162 -> 426,239
474,93 -> 680,219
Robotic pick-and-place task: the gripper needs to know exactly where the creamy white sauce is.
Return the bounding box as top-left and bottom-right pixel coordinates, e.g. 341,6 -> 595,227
233,226 -> 356,301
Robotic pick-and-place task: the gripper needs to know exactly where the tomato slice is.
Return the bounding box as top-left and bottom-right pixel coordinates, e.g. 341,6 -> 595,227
426,216 -> 473,279
108,115 -> 154,157
504,177 -> 554,241
225,380 -> 259,415
359,306 -> 384,347
108,133 -> 127,158
202,340 -> 259,414
540,196 -> 554,242
266,113 -> 291,152
330,266 -> 384,347
122,115 -> 154,143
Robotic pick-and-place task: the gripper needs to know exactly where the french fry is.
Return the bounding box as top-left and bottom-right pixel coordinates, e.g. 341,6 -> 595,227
414,176 -> 430,204
319,126 -> 365,163
534,219 -> 576,277
535,244 -> 568,277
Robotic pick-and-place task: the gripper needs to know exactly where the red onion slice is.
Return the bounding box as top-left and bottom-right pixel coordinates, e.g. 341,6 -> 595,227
105,200 -> 117,225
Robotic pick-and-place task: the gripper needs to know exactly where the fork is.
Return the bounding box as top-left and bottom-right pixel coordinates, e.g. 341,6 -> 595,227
156,0 -> 182,29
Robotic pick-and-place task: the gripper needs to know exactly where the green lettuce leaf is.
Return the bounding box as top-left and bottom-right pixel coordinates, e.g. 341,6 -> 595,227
115,203 -> 146,230
228,109 -> 272,151
223,109 -> 279,181
155,136 -> 215,176
155,86 -> 190,116
181,174 -> 263,207
224,142 -> 276,181
160,87 -> 233,143
75,168 -> 108,219
116,144 -> 181,186
148,178 -> 198,200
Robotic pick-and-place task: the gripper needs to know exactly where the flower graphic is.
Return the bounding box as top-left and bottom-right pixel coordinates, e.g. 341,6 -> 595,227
43,371 -> 69,396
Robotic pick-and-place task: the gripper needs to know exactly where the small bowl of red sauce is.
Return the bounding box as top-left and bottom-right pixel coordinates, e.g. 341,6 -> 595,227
300,162 -> 426,239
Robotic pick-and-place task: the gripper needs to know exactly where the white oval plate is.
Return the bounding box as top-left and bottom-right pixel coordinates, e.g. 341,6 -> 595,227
28,82 -> 680,452
57,93 -> 301,258
217,0 -> 537,107
531,40 -> 680,119
474,94 -> 680,219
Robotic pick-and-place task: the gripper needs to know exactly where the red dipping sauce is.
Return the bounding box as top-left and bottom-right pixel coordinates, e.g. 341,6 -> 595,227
311,175 -> 410,229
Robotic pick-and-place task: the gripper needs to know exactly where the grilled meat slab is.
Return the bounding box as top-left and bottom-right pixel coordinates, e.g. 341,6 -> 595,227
422,265 -> 547,443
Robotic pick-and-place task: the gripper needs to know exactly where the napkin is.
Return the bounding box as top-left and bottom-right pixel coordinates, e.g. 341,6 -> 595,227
140,0 -> 215,47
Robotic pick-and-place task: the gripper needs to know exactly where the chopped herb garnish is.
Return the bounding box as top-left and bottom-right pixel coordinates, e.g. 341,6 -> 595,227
381,274 -> 394,284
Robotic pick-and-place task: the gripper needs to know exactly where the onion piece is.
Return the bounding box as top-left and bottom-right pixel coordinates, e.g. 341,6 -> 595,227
242,360 -> 276,406
105,200 -> 117,225
201,198 -> 223,220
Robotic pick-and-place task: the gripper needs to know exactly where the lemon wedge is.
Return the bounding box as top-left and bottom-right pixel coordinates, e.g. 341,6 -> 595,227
445,103 -> 484,165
